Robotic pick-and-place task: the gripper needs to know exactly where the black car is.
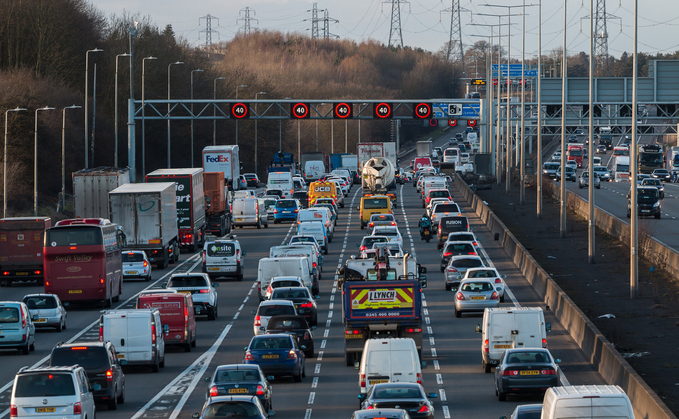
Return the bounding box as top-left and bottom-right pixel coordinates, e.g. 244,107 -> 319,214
440,241 -> 477,272
204,364 -> 273,411
494,348 -> 560,401
292,191 -> 309,208
359,383 -> 437,419
265,314 -> 315,358
652,168 -> 671,182
627,186 -> 661,219
455,133 -> 464,141
270,287 -> 318,328
243,173 -> 260,187
351,169 -> 361,185
49,341 -> 126,410
193,395 -> 273,419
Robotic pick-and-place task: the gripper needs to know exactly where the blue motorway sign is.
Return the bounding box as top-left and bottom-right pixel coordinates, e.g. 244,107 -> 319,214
491,64 -> 537,78
433,102 -> 481,119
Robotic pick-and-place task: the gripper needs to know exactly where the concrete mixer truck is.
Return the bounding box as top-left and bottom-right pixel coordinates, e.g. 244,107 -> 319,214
361,157 -> 397,205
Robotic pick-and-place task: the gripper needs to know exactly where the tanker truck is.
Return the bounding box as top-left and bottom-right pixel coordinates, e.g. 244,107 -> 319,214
361,157 -> 397,205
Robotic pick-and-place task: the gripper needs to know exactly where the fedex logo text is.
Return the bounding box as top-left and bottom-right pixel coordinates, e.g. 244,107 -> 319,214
205,155 -> 230,163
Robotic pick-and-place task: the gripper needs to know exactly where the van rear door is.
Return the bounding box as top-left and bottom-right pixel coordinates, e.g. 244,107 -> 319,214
126,313 -> 152,363
488,312 -> 515,361
103,313 -> 128,357
390,349 -> 416,383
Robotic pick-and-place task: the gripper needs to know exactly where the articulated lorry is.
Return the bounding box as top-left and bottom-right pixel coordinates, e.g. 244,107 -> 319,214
203,172 -> 232,237
109,183 -> 180,269
73,167 -> 130,219
638,144 -> 663,174
0,217 -> 51,286
202,145 -> 241,190
361,157 -> 396,198
300,152 -> 328,181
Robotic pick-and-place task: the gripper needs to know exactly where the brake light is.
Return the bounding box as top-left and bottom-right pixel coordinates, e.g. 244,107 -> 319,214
468,252 -> 477,255
345,330 -> 362,335
456,292 -> 465,300
304,331 -> 310,340
244,351 -> 254,361
185,307 -> 189,324
359,246 -> 366,252
256,384 -> 265,395
542,338 -> 548,348
484,339 -> 489,353
254,315 -> 261,326
294,209 -> 299,213
490,292 -> 498,300
541,368 -> 557,375
312,262 -> 317,268
2,271 -> 9,276
443,252 -> 452,258
300,302 -> 313,308
200,289 -> 210,293
416,372 -> 422,384
365,405 -> 374,410
418,404 -> 430,413
405,328 -> 421,333
20,309 -> 25,328
201,251 -> 206,264
287,349 -> 297,359
495,278 -> 502,283
10,405 -> 16,417
447,267 -> 458,273
73,402 -> 82,415
360,374 -> 366,388
236,249 -> 241,263
369,222 -> 374,227
106,370 -> 113,381
35,270 -> 41,275
70,347 -> 88,350
502,369 -> 519,376
255,206 -> 259,215
209,386 -> 219,397
391,222 -> 396,226
99,325 -> 103,342
100,278 -> 105,284
266,285 -> 272,295
274,209 -> 278,214
151,324 -> 156,343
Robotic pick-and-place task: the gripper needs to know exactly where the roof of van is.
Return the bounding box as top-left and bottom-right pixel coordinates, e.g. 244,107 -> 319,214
487,307 -> 544,313
549,385 -> 627,398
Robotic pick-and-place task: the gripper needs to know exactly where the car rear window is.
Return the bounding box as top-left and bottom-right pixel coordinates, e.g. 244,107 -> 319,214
371,214 -> 394,222
467,270 -> 497,278
277,200 -> 297,208
50,347 -> 109,370
14,373 -> 76,397
167,276 -> 207,288
434,204 -> 459,213
269,318 -> 306,329
24,296 -> 57,309
373,386 -> 424,399
452,258 -> 483,268
429,190 -> 450,198
272,289 -> 310,299
376,230 -> 399,237
215,369 -> 260,382
363,237 -> 388,247
271,280 -> 303,288
259,305 -> 296,316
0,307 -> 19,323
207,243 -> 236,257
448,233 -> 474,242
251,336 -> 292,350
363,198 -> 389,209
122,252 -> 145,262
505,351 -> 551,364
460,281 -> 494,292
202,401 -> 260,418
445,243 -> 474,253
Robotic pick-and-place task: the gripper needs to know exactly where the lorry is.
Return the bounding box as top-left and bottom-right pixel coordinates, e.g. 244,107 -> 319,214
73,167 -> 130,219
146,168 -> 206,252
300,152 -> 328,181
362,157 -> 396,201
638,144 -> 663,174
271,152 -> 295,168
357,143 -> 385,169
341,154 -> 359,172
567,144 -> 584,168
0,217 -> 51,286
613,156 -> 630,182
109,183 -> 180,269
202,145 -> 241,190
203,172 -> 232,237
338,251 -> 426,366
416,140 -> 433,157
330,153 -> 348,171
666,146 -> 679,174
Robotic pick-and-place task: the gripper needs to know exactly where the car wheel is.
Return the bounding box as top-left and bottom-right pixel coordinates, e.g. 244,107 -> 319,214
108,387 -> 118,410
117,382 -> 125,404
302,364 -> 306,378
56,321 -> 62,332
265,220 -> 269,228
445,284 -> 451,291
151,360 -> 160,373
208,306 -> 217,321
237,274 -> 244,282
184,341 -> 191,352
21,341 -> 29,355
62,318 -> 67,330
159,354 -> 165,368
294,367 -> 302,382
500,294 -> 505,303
360,224 -> 364,230
498,392 -> 507,401
454,308 -> 461,318
274,219 -> 279,224
483,360 -> 491,373
257,219 -> 262,229
146,274 -> 152,282
345,352 -> 354,367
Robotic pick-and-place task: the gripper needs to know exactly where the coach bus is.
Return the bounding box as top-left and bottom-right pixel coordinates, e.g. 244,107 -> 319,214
44,218 -> 126,307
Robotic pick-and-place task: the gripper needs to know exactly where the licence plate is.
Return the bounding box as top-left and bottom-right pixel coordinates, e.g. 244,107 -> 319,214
16,272 -> 28,276
117,354 -> 125,359
229,388 -> 249,394
179,291 -> 192,294
345,334 -> 363,339
36,407 -> 56,413
262,354 -> 279,359
236,218 -> 244,222
125,270 -> 137,275
470,296 -> 485,300
283,211 -> 291,214
369,379 -> 389,385
494,344 -> 512,349
207,267 -> 221,272
35,319 -> 47,323
520,370 -> 540,375
68,289 -> 82,294
641,210 -> 650,213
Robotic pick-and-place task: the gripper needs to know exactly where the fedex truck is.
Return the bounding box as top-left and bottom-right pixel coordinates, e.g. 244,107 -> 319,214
202,146 -> 241,190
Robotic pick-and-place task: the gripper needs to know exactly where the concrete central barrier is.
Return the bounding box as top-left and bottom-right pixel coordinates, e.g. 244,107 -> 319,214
454,177 -> 677,419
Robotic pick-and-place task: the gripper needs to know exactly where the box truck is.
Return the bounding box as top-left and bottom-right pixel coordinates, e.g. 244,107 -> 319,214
73,167 -> 130,218
202,146 -> 241,190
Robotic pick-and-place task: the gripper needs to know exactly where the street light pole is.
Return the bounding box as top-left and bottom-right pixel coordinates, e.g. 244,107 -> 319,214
114,53 -> 131,167
84,48 -> 103,168
560,0 -> 568,238
167,61 -> 184,168
142,56 -> 157,176
280,97 -> 291,153
34,106 -> 56,216
235,84 -> 247,146
128,23 -> 138,182
190,69 -> 204,167
631,0 -> 639,298
62,106 -> 81,212
4,107 -> 27,217
255,91 -> 267,175
213,77 -> 226,146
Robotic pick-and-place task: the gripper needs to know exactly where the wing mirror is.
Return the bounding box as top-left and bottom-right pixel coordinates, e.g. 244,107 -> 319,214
501,274 -> 507,279
354,361 -> 360,370
555,359 -> 561,364
212,282 -> 219,287
161,283 -> 167,289
242,251 -> 247,256
546,322 -> 551,333
205,377 -> 211,382
251,310 -> 257,315
428,392 -> 437,398
475,324 -> 482,334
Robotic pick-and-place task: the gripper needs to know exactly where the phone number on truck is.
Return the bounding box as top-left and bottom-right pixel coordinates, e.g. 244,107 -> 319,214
364,312 -> 402,317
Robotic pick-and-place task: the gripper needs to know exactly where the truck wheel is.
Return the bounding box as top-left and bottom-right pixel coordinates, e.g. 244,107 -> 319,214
345,352 -> 354,367
107,387 -> 118,410
360,224 -> 364,230
151,359 -> 160,373
498,392 -> 506,401
257,219 -> 262,229
264,220 -> 269,228
184,342 -> 191,352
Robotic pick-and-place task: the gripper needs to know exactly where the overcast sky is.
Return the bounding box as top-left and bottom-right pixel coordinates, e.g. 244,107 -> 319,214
89,0 -> 679,59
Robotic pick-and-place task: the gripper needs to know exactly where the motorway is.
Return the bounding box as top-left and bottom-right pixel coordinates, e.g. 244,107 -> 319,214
0,177 -> 609,418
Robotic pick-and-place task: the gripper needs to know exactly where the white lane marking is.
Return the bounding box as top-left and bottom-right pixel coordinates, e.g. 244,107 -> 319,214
305,409 -> 312,419
238,304 -> 244,311
328,311 -> 333,319
323,329 -> 329,338
436,374 -> 443,385
431,348 -> 437,358
329,302 -> 334,310
326,319 -> 331,327
317,351 -> 323,361
443,405 -> 451,418
330,295 -> 334,301
425,317 -> 431,324
422,300 -> 428,307
233,312 -> 240,320
311,377 -> 319,388
504,284 -> 521,307
559,369 -> 571,386
308,392 -> 315,404
315,364 -> 321,374
321,340 -> 327,349
429,337 -> 435,346
433,360 -> 440,371
427,326 -> 433,335
439,389 -> 447,402
423,308 -> 429,316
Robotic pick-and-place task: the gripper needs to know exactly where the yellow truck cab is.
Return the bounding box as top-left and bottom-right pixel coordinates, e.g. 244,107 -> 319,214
358,195 -> 392,229
308,181 -> 338,207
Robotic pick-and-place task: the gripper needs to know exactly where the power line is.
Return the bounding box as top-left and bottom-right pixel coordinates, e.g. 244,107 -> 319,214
384,0 -> 409,48
305,3 -> 323,39
199,14 -> 220,46
323,9 -> 340,39
237,7 -> 258,36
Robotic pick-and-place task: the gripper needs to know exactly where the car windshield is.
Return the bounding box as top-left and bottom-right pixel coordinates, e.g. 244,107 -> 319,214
215,369 -> 260,382
460,281 -> 494,292
24,296 -> 57,309
167,276 -> 207,288
544,163 -> 559,170
0,307 -> 19,323
271,289 -> 310,299
207,243 -> 236,257
51,347 -> 109,369
372,386 -> 423,399
277,200 -> 297,208
452,258 -> 483,268
505,351 -> 551,364
655,170 -> 669,175
259,305 -> 296,316
594,167 -> 607,172
251,336 -> 292,350
638,189 -> 658,199
643,179 -> 661,186
201,401 -> 260,418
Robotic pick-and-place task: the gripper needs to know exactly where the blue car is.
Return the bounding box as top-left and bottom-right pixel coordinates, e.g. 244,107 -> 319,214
273,199 -> 300,224
243,334 -> 306,381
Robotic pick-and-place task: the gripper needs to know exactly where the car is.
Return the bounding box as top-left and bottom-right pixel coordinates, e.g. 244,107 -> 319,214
193,395 -> 274,419
453,277 -> 500,317
641,178 -> 665,199
315,198 -> 339,217
359,383 -> 437,419
444,255 -> 485,291
499,403 -> 543,419
350,409 -> 411,419
261,196 -> 278,220
315,203 -> 339,225
243,173 -> 260,188
233,189 -> 256,200
11,365 -> 98,419
22,293 -> 67,332
367,213 -> 397,234
635,173 -> 652,185
273,199 -> 301,224
264,277 -> 304,300
445,231 -> 479,246
288,235 -> 322,254
371,226 -> 403,246
265,314 -> 316,358
596,144 -> 607,154
578,171 -> 601,189
204,364 -> 273,411
550,151 -> 561,162
440,241 -> 478,272
542,162 -> 560,178
555,166 -> 576,182
234,175 -> 248,190
164,273 -> 219,320
627,186 -> 661,219
567,135 -> 578,143
652,168 -> 671,182
565,160 -> 578,170
593,165 -> 611,182
0,301 -> 35,354
455,133 -> 464,141
270,287 -> 318,328
202,238 -> 245,281
292,191 -> 309,208
494,348 -> 560,401
121,250 -> 152,281
358,235 -> 389,253
425,197 -> 451,216
264,188 -> 284,199
252,299 -> 298,336
371,242 -> 404,257
462,267 -> 507,302
243,333 -> 306,381
49,341 -> 125,409
430,202 -> 462,230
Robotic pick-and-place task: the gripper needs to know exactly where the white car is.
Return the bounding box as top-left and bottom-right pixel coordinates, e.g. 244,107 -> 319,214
122,250 -> 152,281
371,226 -> 403,246
252,299 -> 298,335
164,273 -> 219,320
426,197 -> 452,217
264,276 -> 304,300
462,267 -> 507,302
22,294 -> 67,332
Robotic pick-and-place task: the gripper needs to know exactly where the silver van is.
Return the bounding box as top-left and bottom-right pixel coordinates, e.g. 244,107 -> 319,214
232,198 -> 269,229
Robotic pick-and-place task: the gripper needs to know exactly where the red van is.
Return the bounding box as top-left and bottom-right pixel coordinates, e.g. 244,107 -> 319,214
137,292 -> 197,351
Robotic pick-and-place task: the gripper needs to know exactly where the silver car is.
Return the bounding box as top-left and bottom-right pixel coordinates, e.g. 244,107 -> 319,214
22,294 -> 67,332
578,171 -> 600,189
164,273 -> 219,320
453,278 -> 500,317
593,165 -> 611,182
462,267 -> 507,302
444,255 -> 485,291
122,250 -> 152,281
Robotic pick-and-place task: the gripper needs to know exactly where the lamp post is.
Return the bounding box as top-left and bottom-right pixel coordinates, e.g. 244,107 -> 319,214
190,69 -> 204,167
128,23 -> 138,181
84,48 -> 103,168
254,91 -> 267,174
213,77 -> 226,145
61,105 -> 81,212
167,61 -> 184,168
34,106 -> 56,216
280,97 -> 291,153
4,107 -> 27,217
114,53 -> 131,167
142,56 -> 157,176
235,84 -> 247,145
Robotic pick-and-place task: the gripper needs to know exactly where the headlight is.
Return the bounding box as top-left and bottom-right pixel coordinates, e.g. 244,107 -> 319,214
653,202 -> 660,208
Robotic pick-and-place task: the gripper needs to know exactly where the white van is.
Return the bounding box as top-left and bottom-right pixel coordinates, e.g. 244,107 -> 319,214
541,385 -> 634,419
99,309 -> 166,372
269,245 -> 320,296
257,257 -> 313,301
297,222 -> 328,254
443,148 -> 460,164
475,307 -> 550,373
232,198 -> 268,229
358,338 -> 424,395
298,208 -> 334,238
267,171 -> 293,198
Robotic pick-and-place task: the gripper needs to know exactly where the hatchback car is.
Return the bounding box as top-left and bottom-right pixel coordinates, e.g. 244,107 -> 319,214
542,162 -> 560,179
371,226 -> 403,247
593,165 -> 611,182
462,267 -> 506,302
652,168 -> 671,182
494,348 -> 560,401
596,144 -> 607,154
261,196 -> 278,220
641,178 -> 665,199
164,273 -> 219,320
444,255 -> 485,291
193,395 -> 273,419
265,314 -> 315,358
22,294 -> 67,332
359,383 -> 436,419
351,408 -> 411,419
234,175 -> 248,191
288,235 -> 322,254
270,287 -> 317,327
499,403 -> 543,419
555,166 -> 576,182
0,301 -> 35,354
273,199 -> 301,224
243,173 -> 260,188
367,213 -> 397,234
252,300 -> 298,336
578,171 -> 600,189
121,250 -> 152,281
440,241 -> 477,272
205,364 -> 273,411
202,239 -> 245,281
454,278 -> 500,317
49,341 -> 125,409
243,334 -> 306,381
358,236 -> 389,254
264,277 -> 304,300
636,173 -> 652,185
292,191 -> 309,208
445,231 -> 479,246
